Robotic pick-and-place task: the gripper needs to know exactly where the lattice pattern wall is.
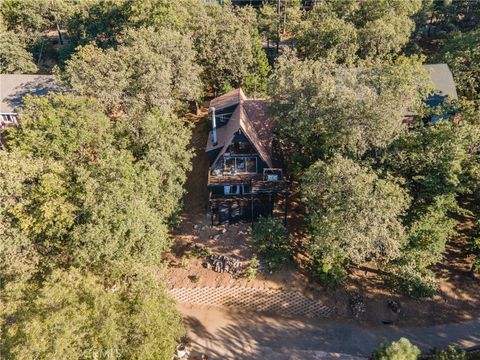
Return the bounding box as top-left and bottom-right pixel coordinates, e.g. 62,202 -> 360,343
168,287 -> 334,318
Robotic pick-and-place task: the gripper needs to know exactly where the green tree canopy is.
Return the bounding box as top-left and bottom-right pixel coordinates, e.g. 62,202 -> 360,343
4,265 -> 184,360
302,155 -> 410,284
295,11 -> 358,64
382,119 -> 480,297
443,31 -> 480,101
5,94 -> 192,271
65,0 -> 129,49
124,0 -> 203,33
432,345 -> 467,360
383,121 -> 480,206
114,109 -> 193,222
269,52 -> 431,170
62,26 -> 202,116
1,94 -> 190,359
258,3 -> 280,48
64,0 -> 270,96
0,28 -> 37,73
294,0 -> 422,63
252,217 -> 291,271
192,2 -> 269,93
1,0 -> 51,33
389,194 -> 458,298
258,0 -> 302,52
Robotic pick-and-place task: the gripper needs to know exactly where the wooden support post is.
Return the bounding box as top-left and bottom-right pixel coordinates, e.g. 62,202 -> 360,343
269,193 -> 273,217
284,191 -> 288,227
228,202 -> 232,225
251,193 -> 254,228
208,190 -> 214,226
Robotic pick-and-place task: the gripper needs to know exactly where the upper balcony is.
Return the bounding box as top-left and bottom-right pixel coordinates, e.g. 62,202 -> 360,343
208,168 -> 286,190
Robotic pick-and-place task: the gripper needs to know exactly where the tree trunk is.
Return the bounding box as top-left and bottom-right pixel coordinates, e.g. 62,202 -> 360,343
56,23 -> 64,45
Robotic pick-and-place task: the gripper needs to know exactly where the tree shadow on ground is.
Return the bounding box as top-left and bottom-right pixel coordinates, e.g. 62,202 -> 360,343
181,305 -> 480,359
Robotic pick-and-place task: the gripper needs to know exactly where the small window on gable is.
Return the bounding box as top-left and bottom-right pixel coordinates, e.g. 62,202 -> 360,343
217,112 -> 233,125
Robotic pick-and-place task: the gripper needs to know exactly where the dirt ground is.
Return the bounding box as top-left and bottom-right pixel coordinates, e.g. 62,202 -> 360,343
167,115 -> 480,327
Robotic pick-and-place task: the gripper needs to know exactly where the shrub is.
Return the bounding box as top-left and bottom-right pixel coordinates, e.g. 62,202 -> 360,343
188,275 -> 201,283
180,255 -> 191,269
313,259 -> 348,288
372,338 -> 420,360
472,258 -> 480,278
252,217 -> 291,271
245,255 -> 260,281
432,345 -> 467,360
387,262 -> 437,299
469,228 -> 480,278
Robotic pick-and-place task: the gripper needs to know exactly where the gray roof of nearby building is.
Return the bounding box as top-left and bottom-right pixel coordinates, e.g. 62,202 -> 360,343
0,74 -> 61,113
424,64 -> 458,106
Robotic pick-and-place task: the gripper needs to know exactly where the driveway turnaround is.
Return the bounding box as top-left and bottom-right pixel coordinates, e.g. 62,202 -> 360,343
179,304 -> 480,359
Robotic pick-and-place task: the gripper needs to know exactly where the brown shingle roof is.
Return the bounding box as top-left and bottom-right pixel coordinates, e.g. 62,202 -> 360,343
209,88 -> 247,111
242,99 -> 273,167
206,89 -> 274,168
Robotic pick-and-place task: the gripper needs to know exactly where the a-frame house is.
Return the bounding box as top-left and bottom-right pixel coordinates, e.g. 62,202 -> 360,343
205,88 -> 287,225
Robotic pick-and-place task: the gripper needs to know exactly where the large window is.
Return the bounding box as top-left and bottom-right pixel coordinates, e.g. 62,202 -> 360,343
224,156 -> 257,174
246,158 -> 257,173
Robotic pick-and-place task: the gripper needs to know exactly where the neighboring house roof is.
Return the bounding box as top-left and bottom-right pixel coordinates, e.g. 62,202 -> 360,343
206,89 -> 274,168
424,64 -> 458,107
0,74 -> 60,113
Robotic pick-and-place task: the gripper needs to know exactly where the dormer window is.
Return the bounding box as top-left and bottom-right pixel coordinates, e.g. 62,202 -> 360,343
217,112 -> 233,125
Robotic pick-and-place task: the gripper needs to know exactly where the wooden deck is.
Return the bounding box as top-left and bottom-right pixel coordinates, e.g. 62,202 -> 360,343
208,172 -> 260,185
208,172 -> 288,195
251,179 -> 288,193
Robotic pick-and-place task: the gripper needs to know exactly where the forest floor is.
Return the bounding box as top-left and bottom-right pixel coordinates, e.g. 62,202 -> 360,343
166,113 -> 480,327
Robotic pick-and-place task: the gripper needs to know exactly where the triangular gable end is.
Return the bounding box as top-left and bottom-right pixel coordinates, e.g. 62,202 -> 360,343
211,125 -> 272,170
237,126 -> 271,168
207,89 -> 274,170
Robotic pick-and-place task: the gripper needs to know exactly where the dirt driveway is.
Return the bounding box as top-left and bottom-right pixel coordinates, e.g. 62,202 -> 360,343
179,304 -> 480,359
